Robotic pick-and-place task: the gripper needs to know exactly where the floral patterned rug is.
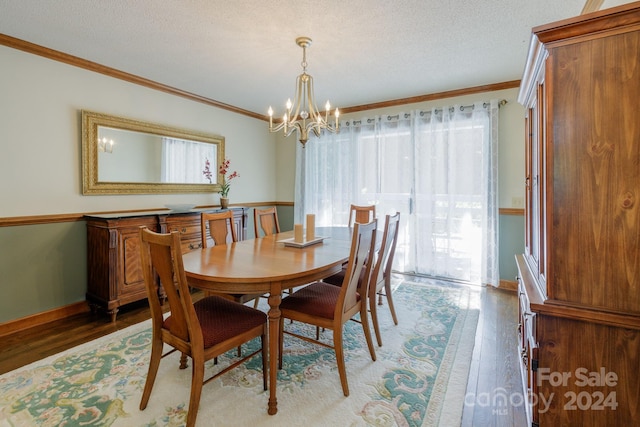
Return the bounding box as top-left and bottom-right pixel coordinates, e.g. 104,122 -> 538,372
0,279 -> 479,427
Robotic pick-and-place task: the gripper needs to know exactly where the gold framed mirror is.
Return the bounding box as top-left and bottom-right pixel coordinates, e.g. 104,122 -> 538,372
82,110 -> 225,194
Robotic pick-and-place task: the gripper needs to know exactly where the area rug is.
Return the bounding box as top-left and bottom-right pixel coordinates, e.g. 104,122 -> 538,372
0,280 -> 479,427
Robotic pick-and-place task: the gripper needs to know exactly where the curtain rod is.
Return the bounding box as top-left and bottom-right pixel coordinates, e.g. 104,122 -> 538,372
387,99 -> 508,121
424,98 -> 507,115
346,99 -> 508,125
422,98 -> 508,114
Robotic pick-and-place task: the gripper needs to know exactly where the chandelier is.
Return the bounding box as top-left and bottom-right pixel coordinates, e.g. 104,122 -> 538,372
268,37 -> 339,147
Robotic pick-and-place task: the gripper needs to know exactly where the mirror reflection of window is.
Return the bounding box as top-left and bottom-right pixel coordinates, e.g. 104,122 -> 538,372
161,137 -> 217,184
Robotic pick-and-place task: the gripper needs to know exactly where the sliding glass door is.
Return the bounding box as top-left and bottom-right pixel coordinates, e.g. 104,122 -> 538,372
297,101 -> 499,285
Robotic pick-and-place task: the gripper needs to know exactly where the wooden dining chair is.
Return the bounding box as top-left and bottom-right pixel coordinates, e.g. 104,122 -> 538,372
368,212 -> 400,346
138,227 -> 267,427
254,206 -> 280,238
200,211 -> 264,305
321,213 -> 400,346
201,210 -> 237,249
348,204 -> 376,227
278,220 -> 378,396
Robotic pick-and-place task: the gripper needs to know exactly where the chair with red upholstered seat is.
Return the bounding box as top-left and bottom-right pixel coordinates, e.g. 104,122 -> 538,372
278,220 -> 378,396
138,226 -> 267,427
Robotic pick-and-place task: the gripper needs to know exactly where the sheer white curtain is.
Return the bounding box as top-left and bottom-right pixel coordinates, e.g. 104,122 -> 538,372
295,117 -> 377,225
161,137 -> 214,184
413,101 -> 499,285
295,99 -> 500,286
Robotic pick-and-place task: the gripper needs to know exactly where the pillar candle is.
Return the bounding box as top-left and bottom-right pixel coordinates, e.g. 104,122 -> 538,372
294,224 -> 303,243
306,214 -> 315,241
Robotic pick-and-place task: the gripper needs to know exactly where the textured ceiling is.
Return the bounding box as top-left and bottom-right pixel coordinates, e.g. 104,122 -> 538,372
0,0 -> 632,115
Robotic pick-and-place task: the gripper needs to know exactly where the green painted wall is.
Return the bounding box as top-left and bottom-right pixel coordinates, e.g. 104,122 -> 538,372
0,222 -> 87,322
275,205 -> 294,233
499,214 -> 525,283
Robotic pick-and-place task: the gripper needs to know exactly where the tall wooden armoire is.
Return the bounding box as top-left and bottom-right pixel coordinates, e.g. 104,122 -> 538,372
516,2 -> 640,426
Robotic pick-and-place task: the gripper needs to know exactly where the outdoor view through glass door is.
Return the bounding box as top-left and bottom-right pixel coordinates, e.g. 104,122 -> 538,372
297,101 -> 499,286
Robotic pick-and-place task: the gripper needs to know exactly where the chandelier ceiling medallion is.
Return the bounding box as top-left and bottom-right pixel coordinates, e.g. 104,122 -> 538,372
268,36 -> 339,147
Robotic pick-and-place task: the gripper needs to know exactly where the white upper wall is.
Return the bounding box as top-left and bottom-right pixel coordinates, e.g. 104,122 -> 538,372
0,45 -> 277,217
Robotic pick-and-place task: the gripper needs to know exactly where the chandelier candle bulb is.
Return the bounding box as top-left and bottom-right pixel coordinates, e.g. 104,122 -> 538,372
306,214 -> 315,241
294,224 -> 304,243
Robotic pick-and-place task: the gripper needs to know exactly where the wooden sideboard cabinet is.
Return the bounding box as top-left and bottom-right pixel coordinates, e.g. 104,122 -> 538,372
517,4 -> 640,426
85,207 -> 248,322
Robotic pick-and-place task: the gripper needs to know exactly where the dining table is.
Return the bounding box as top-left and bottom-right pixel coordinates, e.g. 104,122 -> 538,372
181,226 -> 355,415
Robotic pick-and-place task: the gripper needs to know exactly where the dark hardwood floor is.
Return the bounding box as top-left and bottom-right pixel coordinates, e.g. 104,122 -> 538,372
0,297 -> 176,374
462,282 -> 529,426
0,276 -> 527,426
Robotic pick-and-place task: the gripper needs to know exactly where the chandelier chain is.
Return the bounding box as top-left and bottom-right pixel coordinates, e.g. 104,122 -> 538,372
301,46 -> 308,72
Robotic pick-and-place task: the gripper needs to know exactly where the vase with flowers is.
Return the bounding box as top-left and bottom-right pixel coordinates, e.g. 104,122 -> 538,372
217,158 -> 239,209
